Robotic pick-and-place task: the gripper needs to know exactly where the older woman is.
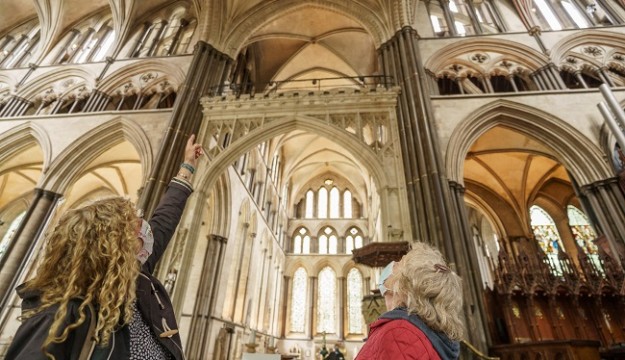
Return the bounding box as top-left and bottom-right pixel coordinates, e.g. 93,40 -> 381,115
356,242 -> 464,360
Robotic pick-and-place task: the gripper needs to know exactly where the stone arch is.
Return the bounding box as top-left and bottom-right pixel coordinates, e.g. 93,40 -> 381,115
464,193 -> 508,240
212,0 -> 390,57
40,118 -> 153,193
207,173 -> 231,238
197,115 -> 390,202
312,259 -> 341,275
98,59 -> 186,93
0,122 -> 52,174
0,74 -> 18,93
284,259 -> 312,276
551,30 -> 625,67
446,99 -> 612,187
424,38 -> 548,74
16,68 -> 96,99
340,261 -> 368,278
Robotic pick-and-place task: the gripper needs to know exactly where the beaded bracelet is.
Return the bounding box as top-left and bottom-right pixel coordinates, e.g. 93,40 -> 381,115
180,162 -> 195,174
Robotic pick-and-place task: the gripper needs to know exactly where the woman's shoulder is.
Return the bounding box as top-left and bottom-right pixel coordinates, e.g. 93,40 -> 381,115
373,318 -> 441,359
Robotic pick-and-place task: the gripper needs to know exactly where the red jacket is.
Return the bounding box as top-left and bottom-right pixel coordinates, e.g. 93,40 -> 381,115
356,308 -> 459,360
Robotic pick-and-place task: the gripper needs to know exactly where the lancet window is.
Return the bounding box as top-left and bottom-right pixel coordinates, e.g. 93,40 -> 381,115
53,18 -> 115,64
347,268 -> 364,334
316,266 -> 336,334
290,267 -> 307,332
0,19 -> 40,69
530,205 -> 565,275
130,6 -> 197,58
426,0 -> 503,37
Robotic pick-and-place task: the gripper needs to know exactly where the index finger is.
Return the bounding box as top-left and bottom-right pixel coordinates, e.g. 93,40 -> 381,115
187,134 -> 196,146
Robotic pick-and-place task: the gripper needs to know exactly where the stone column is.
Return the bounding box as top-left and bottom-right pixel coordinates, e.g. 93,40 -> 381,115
0,189 -> 62,310
186,234 -> 228,358
338,276 -> 346,339
138,41 -> 233,216
377,26 -> 457,255
448,181 -> 491,348
280,275 -> 290,338
308,276 -> 317,339
580,178 -> 625,265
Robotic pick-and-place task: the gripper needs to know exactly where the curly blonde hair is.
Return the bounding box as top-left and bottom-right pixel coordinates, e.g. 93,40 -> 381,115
23,197 -> 140,359
391,242 -> 465,340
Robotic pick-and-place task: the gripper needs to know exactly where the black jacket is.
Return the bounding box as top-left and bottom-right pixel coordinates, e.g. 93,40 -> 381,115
5,182 -> 192,360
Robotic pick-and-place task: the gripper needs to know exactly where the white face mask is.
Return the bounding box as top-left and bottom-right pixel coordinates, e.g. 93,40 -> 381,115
136,219 -> 154,264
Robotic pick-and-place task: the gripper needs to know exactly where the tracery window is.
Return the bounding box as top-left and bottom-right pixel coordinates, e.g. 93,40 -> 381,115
0,19 -> 41,69
317,266 -> 336,333
347,268 -> 364,334
0,211 -> 26,263
318,227 -> 337,255
290,267 -> 307,332
530,205 -> 565,275
345,227 -> 363,254
293,227 -> 311,254
567,205 -> 602,272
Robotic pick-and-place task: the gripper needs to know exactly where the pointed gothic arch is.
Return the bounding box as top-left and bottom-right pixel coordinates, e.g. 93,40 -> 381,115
446,99 -> 612,187
424,37 -> 548,73
0,122 -> 51,173
16,67 -> 96,99
40,118 -> 153,193
98,59 -> 186,93
196,115 -> 391,205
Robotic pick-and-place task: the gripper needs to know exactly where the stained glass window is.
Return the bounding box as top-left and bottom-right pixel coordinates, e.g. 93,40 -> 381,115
567,205 -> 602,272
530,205 -> 564,274
330,187 -> 340,218
317,266 -> 336,333
290,267 -> 307,332
347,268 -> 364,334
343,190 -> 352,218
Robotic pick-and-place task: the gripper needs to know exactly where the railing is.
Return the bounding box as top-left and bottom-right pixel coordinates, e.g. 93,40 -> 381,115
209,75 -> 396,99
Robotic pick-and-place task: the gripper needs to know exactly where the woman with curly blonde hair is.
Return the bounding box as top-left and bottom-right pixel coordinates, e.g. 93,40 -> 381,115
6,135 -> 203,360
356,242 -> 464,360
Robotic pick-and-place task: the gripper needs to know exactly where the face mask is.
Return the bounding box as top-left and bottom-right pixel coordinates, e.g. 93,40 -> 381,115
136,219 -> 154,264
378,261 -> 395,295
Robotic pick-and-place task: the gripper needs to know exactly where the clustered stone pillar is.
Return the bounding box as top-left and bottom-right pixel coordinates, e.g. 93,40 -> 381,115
581,178 -> 625,264
0,189 -> 62,310
378,26 -> 489,350
138,40 -> 233,217
186,234 -> 228,359
378,27 -> 454,253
